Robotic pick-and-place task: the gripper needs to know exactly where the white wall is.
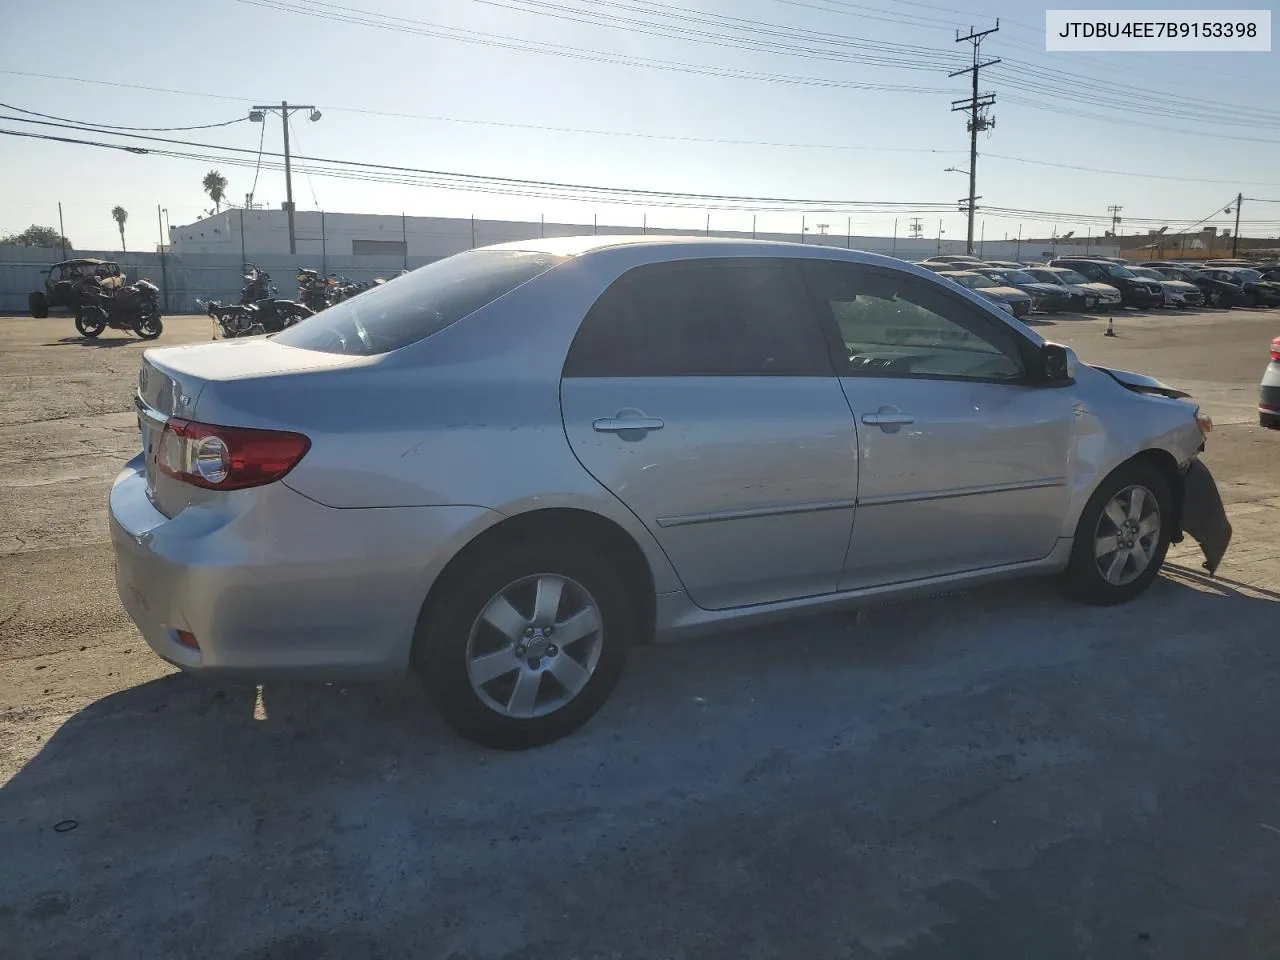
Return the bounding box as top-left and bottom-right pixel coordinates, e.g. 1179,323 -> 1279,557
171,210 -> 1120,263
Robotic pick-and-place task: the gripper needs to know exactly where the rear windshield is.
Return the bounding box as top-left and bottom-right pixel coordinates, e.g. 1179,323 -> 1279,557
951,274 -> 996,289
273,250 -> 565,355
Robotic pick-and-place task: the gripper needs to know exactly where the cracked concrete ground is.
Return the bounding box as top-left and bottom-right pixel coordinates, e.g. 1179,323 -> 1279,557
0,309 -> 1277,960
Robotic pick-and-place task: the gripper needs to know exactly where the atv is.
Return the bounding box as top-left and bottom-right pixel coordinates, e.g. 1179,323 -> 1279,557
29,259 -> 126,318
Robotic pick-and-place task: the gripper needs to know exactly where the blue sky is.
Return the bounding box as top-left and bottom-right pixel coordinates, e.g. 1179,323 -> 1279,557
0,0 -> 1277,250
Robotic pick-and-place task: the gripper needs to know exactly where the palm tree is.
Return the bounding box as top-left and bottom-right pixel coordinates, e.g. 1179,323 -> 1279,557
202,170 -> 228,213
111,206 -> 128,252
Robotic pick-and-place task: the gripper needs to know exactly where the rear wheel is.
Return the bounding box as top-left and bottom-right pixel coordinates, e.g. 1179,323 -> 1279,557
415,541 -> 634,749
1063,460 -> 1172,605
29,291 -> 48,319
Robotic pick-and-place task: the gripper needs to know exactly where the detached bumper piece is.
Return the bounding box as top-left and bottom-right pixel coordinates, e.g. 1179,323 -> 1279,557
1181,459 -> 1232,575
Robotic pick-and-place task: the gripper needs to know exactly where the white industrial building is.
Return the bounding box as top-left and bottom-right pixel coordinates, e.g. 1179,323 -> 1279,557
169,209 -> 1119,263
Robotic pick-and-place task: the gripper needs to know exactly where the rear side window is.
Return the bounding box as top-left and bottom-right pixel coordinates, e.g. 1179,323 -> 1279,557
273,250 -> 564,356
563,258 -> 831,377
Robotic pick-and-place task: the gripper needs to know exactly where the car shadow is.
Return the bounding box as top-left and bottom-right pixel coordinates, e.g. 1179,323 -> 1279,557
1,574 -> 1278,957
41,336 -> 143,348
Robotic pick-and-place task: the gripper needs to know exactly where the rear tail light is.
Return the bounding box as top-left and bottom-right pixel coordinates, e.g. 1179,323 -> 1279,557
157,419 -> 310,490
1270,338 -> 1280,362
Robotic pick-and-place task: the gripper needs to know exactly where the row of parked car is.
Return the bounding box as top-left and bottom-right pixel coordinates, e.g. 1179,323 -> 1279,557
912,254 -> 1280,317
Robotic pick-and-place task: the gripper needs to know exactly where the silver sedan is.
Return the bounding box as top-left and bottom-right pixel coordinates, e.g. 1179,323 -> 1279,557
111,237 -> 1232,748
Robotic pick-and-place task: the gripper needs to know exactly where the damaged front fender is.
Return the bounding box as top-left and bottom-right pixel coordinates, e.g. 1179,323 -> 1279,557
1180,459 -> 1233,575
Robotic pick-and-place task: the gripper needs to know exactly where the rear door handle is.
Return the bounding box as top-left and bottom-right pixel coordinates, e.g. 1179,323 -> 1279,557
861,408 -> 915,433
592,416 -> 665,434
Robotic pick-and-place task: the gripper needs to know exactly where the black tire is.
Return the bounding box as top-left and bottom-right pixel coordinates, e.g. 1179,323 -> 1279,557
1063,459 -> 1172,606
29,291 -> 49,319
74,310 -> 106,339
134,315 -> 163,340
415,540 -> 635,749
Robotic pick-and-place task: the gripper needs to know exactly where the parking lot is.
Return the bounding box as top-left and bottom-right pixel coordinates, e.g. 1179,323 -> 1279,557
1,307 -> 1278,959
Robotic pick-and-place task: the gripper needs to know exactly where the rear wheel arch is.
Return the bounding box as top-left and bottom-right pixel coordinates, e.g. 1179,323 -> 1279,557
415,507 -> 657,653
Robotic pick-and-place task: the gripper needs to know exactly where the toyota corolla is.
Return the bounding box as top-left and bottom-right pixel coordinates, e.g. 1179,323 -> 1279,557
111,237 -> 1232,749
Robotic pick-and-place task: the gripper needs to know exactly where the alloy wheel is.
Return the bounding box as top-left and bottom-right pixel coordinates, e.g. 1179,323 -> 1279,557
465,573 -> 604,718
1093,484 -> 1162,586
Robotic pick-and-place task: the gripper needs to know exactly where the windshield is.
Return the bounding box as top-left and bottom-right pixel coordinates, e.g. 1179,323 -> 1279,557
951,274 -> 996,289
1129,267 -> 1162,280
1104,264 -> 1136,278
1235,268 -> 1263,281
273,250 -> 565,355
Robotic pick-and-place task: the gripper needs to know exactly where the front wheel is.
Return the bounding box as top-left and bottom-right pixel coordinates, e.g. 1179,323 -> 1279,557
415,541 -> 635,749
134,314 -> 163,340
1063,460 -> 1172,606
74,310 -> 106,339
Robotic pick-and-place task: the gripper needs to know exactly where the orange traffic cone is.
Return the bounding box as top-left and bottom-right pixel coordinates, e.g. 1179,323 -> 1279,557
1104,315 -> 1117,337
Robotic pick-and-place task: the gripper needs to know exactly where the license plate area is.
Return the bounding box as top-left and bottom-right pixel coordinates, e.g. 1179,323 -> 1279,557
137,399 -> 166,495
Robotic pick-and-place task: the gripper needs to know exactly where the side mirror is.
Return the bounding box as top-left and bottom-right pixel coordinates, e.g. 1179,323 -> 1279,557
1040,342 -> 1076,384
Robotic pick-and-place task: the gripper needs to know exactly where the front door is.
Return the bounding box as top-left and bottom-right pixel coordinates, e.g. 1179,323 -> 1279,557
561,257 -> 858,610
799,260 -> 1076,590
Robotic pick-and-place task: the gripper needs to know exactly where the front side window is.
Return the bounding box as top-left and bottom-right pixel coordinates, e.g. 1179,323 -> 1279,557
274,250 -> 565,356
1104,264 -> 1136,278
563,258 -> 831,377
802,262 -> 1026,382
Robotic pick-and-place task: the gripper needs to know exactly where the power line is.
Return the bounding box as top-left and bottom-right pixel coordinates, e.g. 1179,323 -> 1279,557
3,83 -> 1275,188
232,0 -> 953,94
0,100 -> 249,131
8,122 -> 1276,232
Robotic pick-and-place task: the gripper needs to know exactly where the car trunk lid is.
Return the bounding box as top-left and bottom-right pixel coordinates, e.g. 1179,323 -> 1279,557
136,339 -> 371,517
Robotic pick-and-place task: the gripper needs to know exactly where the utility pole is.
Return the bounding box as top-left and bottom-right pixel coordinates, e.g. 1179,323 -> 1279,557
1107,204 -> 1123,237
156,205 -> 169,313
950,22 -> 999,255
57,202 -> 68,259
936,219 -> 944,255
1231,193 -> 1242,256
909,217 -> 923,240
250,102 -> 322,255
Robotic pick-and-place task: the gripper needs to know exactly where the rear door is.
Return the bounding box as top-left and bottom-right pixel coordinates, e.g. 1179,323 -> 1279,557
799,260 -> 1076,590
560,257 -> 858,611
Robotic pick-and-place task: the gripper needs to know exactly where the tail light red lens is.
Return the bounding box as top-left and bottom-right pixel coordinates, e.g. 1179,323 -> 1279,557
1271,338 -> 1280,362
157,419 -> 310,490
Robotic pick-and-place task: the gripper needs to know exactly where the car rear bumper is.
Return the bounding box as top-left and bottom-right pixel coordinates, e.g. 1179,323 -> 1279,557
110,456 -> 497,678
1261,366 -> 1280,428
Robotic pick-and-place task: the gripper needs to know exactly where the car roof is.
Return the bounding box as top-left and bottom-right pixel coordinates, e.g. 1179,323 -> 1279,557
52,258 -> 113,267
481,234 -> 930,271
938,270 -> 981,277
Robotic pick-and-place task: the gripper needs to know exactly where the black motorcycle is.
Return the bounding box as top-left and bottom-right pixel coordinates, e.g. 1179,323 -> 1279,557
296,268 -> 331,313
200,263 -> 313,338
75,279 -> 163,340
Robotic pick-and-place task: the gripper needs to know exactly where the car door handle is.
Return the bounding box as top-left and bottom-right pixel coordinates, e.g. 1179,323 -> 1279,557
593,416 -> 665,433
861,408 -> 915,434
861,412 -> 915,426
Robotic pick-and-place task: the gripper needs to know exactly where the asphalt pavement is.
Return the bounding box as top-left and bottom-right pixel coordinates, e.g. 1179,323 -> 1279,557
1,308 -> 1278,960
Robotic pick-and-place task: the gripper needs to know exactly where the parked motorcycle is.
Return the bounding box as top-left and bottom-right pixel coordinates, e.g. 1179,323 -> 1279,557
296,268 -> 331,313
200,263 -> 313,338
75,278 -> 163,340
